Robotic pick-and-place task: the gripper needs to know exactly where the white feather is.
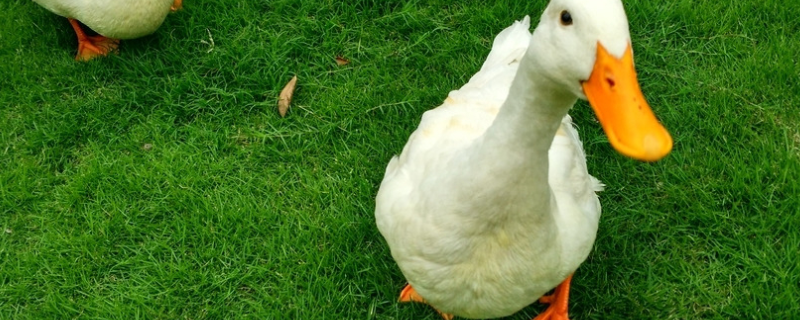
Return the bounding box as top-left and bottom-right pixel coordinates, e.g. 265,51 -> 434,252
32,0 -> 175,39
375,0 -> 637,317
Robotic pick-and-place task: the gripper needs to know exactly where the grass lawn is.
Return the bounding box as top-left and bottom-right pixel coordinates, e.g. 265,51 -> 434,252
1,0 -> 798,318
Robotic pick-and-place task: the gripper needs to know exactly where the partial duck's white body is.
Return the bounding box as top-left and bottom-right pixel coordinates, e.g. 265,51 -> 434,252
375,0 -> 672,318
32,0 -> 174,39
376,17 -> 602,318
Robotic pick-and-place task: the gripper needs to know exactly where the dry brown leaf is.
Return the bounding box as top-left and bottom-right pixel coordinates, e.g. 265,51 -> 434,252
335,56 -> 350,66
278,75 -> 298,117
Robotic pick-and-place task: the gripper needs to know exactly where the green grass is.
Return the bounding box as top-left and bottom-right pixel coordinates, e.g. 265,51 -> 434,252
1,0 -> 798,318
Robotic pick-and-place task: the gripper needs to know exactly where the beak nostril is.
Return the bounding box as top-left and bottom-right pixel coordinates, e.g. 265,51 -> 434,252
605,77 -> 615,88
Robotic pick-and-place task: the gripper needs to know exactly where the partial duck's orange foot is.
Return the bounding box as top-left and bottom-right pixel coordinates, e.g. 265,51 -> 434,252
533,274 -> 573,320
171,0 -> 183,12
399,284 -> 455,320
68,19 -> 119,61
75,35 -> 119,61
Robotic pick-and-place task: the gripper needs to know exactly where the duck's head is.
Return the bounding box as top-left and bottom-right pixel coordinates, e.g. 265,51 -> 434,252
529,0 -> 672,162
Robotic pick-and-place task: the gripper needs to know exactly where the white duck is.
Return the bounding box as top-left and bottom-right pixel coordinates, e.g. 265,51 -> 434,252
32,0 -> 183,60
375,0 -> 672,319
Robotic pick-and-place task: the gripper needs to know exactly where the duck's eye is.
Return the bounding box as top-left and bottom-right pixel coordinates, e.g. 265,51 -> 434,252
560,10 -> 573,26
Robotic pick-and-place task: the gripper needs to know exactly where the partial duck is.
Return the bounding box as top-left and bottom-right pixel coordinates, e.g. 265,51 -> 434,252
32,0 -> 183,60
375,0 -> 672,319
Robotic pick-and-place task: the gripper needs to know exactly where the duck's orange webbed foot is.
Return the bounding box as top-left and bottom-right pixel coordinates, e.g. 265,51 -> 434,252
68,19 -> 118,61
399,284 -> 455,320
533,274 -> 573,320
171,0 -> 183,11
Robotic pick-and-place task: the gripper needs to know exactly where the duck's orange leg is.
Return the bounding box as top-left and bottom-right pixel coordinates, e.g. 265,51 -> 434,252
533,274 -> 573,320
67,19 -> 119,61
399,284 -> 455,320
171,0 -> 183,11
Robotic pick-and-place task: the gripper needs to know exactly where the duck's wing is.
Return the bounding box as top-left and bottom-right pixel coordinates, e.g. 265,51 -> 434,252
376,16 -> 534,251
549,115 -> 604,230
383,16 -> 533,180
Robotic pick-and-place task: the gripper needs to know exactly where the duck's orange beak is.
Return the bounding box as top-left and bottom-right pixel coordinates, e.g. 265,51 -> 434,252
582,42 -> 672,162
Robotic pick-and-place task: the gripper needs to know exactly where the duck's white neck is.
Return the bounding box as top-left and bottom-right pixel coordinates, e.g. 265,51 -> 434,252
485,55 -> 577,161
453,51 -> 577,225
